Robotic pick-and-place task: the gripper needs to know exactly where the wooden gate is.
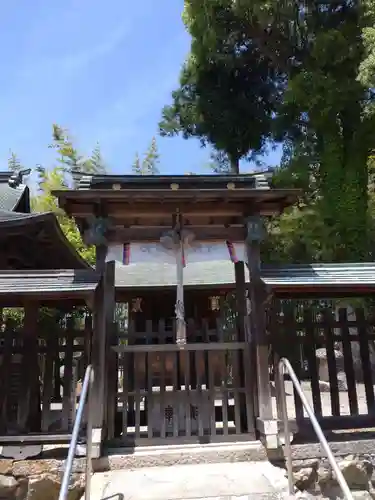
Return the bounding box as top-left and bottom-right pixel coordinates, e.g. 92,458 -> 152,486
111,318 -> 256,445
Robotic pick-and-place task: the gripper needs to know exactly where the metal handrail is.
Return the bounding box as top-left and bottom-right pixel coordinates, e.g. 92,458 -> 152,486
277,357 -> 353,500
59,365 -> 94,500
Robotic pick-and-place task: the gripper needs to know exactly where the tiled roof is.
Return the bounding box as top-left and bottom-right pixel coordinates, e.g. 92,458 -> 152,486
0,171 -> 30,212
114,262 -> 375,290
261,263 -> 375,288
114,261 -> 248,289
0,270 -> 100,295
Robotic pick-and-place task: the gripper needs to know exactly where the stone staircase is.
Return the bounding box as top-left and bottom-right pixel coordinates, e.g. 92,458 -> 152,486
82,439 -> 375,500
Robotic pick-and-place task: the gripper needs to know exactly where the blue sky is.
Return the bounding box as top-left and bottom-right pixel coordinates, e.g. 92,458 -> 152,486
0,0 -> 281,177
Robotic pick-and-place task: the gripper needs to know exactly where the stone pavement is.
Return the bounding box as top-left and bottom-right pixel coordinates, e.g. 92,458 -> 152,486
86,461 -> 289,500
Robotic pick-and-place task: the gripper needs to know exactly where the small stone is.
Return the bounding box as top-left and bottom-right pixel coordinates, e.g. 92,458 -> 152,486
317,466 -> 332,485
12,459 -> 60,477
293,467 -> 318,491
0,460 -> 13,475
28,473 -> 84,500
338,458 -> 373,488
0,473 -> 19,494
27,474 -> 60,500
15,477 -> 28,500
293,459 -> 320,472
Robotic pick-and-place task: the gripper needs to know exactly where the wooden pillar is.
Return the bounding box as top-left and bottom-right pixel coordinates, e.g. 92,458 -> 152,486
21,302 -> 41,433
245,216 -> 278,448
91,241 -> 116,456
235,261 -> 255,436
104,262 -> 117,441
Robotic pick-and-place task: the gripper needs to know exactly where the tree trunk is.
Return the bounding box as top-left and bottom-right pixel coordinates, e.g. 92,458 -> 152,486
229,155 -> 240,174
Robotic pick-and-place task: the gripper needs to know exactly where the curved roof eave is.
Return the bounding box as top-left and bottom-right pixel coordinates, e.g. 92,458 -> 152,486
0,210 -> 91,270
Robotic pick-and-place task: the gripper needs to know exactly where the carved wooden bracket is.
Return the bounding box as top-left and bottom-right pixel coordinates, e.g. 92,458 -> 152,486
83,215 -> 112,246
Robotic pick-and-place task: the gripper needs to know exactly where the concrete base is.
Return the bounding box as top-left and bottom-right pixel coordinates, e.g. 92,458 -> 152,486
100,440 -> 267,470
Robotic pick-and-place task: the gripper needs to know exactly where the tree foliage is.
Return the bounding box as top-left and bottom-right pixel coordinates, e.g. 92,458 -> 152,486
132,137 -> 160,175
163,0 -> 375,263
8,151 -> 23,173
159,7 -> 283,172
51,124 -> 106,175
33,125 -> 106,266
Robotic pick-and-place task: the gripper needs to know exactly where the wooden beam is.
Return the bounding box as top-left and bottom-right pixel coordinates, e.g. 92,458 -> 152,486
107,226 -> 246,243
66,200 -> 292,218
67,202 -> 248,218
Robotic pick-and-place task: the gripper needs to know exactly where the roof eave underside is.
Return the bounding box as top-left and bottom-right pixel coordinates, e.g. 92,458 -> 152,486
0,211 -> 91,270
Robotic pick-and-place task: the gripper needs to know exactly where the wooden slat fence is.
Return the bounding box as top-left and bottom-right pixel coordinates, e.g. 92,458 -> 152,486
269,300 -> 375,434
0,313 -> 92,436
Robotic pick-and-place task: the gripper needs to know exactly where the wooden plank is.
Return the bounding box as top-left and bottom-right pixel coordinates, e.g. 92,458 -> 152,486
62,319 -> 74,431
208,351 -> 216,437
303,309 -> 322,416
221,349 -> 229,435
113,342 -> 247,353
20,304 -> 40,433
52,331 -> 62,402
121,352 -> 129,438
134,352 -> 142,439
322,309 -> 340,417
184,351 -> 192,437
195,350 -> 204,437
106,321 -> 118,440
41,334 -> 55,432
147,349 -> 153,439
172,350 -> 179,438
160,350 -> 167,438
242,346 -> 256,436
0,322 -> 14,430
338,308 -> 358,415
232,349 -> 242,435
285,306 -> 304,422
355,308 -> 375,413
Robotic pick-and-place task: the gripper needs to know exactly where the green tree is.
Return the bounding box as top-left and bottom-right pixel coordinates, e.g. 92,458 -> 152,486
170,0 -> 375,263
159,38 -> 280,173
8,151 -> 23,172
87,142 -> 106,174
51,124 -> 106,175
32,166 -> 95,265
132,137 -> 160,175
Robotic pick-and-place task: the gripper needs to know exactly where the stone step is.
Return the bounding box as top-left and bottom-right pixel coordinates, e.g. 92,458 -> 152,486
85,461 -> 290,500
102,440 -> 267,469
